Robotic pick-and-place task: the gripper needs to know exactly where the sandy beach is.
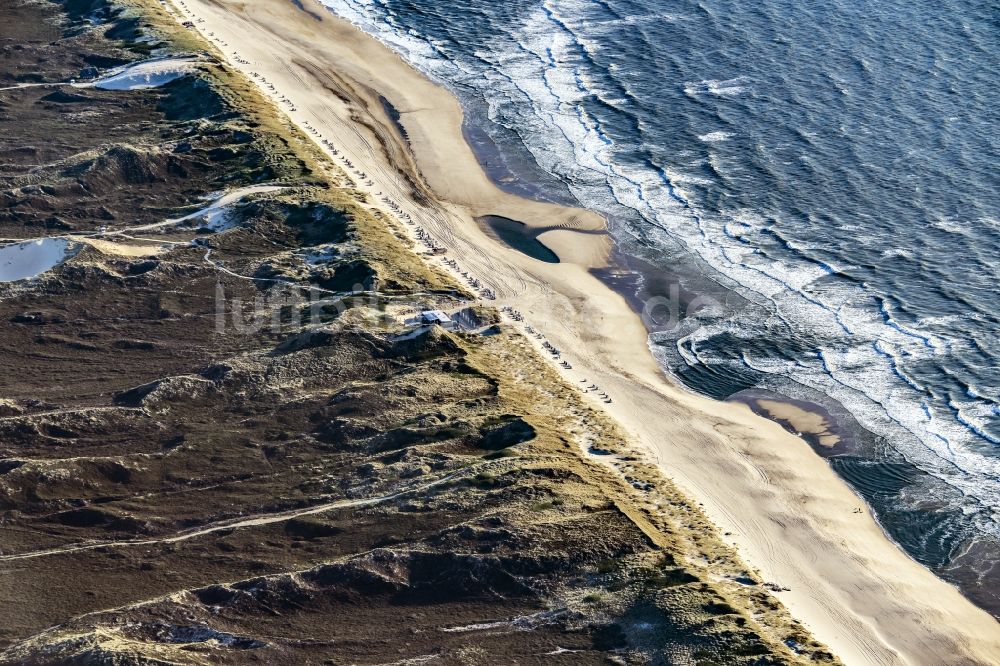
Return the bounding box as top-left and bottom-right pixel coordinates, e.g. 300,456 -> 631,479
158,0 -> 1000,663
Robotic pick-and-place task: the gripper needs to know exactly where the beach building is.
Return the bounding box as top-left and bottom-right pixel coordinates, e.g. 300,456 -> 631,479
418,310 -> 456,330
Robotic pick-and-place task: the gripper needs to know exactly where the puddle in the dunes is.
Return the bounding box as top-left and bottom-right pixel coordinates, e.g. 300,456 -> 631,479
0,238 -> 78,282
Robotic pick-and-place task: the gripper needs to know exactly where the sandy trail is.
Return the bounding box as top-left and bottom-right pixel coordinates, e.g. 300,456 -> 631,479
1,185 -> 290,271
0,185 -> 283,245
159,1 -> 1000,663
0,465 -> 485,563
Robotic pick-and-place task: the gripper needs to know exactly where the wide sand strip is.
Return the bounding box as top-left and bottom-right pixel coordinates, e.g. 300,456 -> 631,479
161,0 -> 1000,663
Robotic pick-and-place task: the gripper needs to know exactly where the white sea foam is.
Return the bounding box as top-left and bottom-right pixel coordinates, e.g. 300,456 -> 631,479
980,216 -> 1000,232
684,77 -> 750,98
698,131 -> 733,142
931,216 -> 968,236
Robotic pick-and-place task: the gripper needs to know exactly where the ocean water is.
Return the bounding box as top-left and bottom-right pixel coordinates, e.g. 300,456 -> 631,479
316,0 -> 1000,612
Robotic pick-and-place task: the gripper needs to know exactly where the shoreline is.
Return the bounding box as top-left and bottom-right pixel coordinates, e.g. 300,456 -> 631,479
158,0 -> 1000,663
436,17 -> 1000,623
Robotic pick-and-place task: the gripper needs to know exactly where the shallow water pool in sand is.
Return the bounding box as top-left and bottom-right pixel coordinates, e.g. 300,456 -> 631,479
0,238 -> 77,282
477,215 -> 559,264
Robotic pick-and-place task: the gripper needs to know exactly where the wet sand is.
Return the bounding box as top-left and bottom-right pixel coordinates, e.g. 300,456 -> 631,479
750,397 -> 843,449
158,0 -> 1000,663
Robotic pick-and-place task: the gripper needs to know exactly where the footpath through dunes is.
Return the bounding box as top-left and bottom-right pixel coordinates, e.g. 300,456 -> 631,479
155,0 -> 1000,664
0,1 -> 837,664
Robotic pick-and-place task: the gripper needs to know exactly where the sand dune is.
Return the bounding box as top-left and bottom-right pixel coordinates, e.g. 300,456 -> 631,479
159,0 -> 1000,663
